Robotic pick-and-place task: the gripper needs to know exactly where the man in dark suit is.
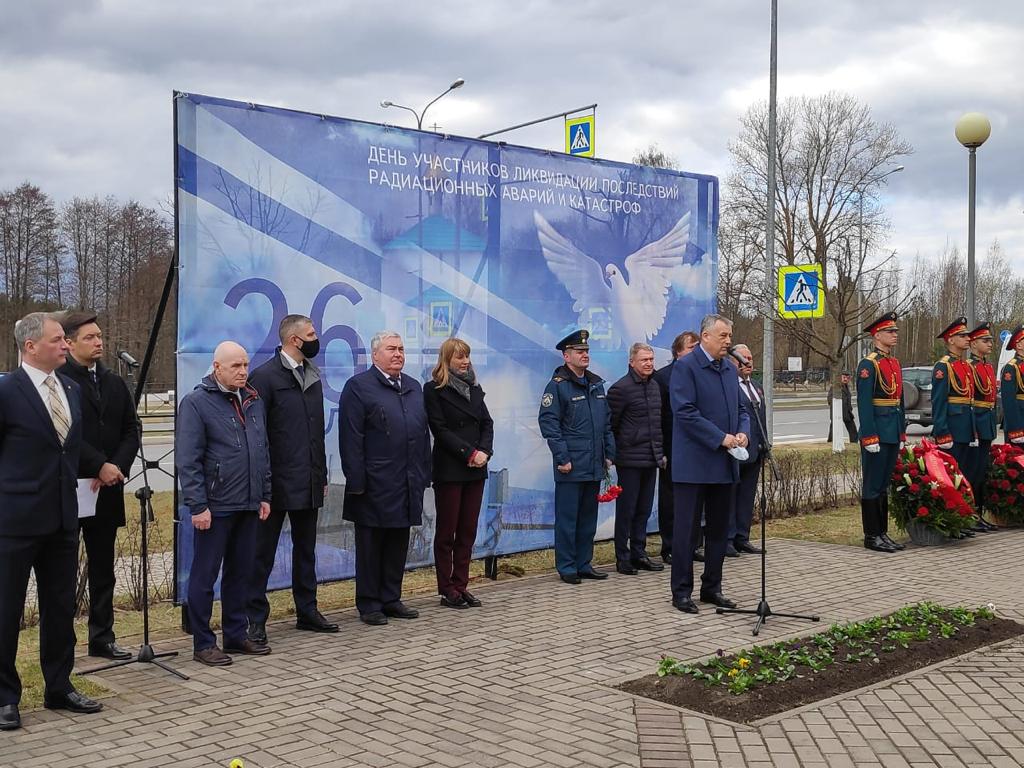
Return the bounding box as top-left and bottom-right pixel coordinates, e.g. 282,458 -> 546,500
727,344 -> 765,557
246,315 -> 336,645
652,331 -> 698,563
59,311 -> 140,661
0,312 -> 103,731
669,314 -> 749,615
339,331 -> 431,625
827,372 -> 858,443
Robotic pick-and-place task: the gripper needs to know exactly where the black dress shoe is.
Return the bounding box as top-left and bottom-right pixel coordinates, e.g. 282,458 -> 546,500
43,689 -> 103,714
672,598 -> 699,614
88,641 -> 132,660
632,557 -> 664,572
460,591 -> 483,608
864,535 -> 896,553
699,591 -> 737,609
297,611 -> 340,633
692,548 -> 705,562
224,639 -> 272,656
360,611 -> 388,625
724,544 -> 740,558
247,622 -> 268,645
578,569 -> 609,580
616,562 -> 638,575
383,602 -> 419,619
735,541 -> 763,555
0,703 -> 20,730
660,552 -> 672,564
560,573 -> 581,584
440,594 -> 469,609
880,533 -> 905,551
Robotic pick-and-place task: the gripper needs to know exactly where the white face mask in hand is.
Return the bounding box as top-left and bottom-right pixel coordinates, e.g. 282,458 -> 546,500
728,446 -> 749,461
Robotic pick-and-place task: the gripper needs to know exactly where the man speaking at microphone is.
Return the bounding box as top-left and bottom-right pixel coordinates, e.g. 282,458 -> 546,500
668,314 -> 749,615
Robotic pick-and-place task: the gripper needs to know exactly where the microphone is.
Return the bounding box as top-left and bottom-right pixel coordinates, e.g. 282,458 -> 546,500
727,345 -> 749,367
117,350 -> 140,368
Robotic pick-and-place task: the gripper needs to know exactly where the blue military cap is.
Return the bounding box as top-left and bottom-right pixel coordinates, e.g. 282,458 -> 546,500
556,329 -> 589,351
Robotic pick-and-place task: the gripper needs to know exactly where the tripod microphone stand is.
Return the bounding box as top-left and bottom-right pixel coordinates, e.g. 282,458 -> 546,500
81,408 -> 189,680
716,391 -> 820,636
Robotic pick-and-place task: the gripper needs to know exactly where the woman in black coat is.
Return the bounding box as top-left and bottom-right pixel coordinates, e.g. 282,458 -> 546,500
423,338 -> 494,608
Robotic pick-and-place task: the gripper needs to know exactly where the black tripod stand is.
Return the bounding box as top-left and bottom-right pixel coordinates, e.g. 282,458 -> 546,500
716,399 -> 820,636
80,413 -> 189,680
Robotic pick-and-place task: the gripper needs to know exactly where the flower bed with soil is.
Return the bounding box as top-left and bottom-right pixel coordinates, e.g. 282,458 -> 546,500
619,603 -> 1022,724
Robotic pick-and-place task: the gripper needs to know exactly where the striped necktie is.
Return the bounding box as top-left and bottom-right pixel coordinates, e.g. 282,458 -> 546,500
45,375 -> 70,445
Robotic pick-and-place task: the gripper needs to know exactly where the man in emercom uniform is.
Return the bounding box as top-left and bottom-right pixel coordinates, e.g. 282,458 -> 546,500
538,329 -> 616,585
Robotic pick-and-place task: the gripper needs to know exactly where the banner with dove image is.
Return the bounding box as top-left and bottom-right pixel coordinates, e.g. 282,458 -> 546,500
173,93 -> 717,603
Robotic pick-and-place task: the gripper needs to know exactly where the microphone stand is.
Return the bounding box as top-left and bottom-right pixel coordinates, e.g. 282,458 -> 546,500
81,391 -> 188,680
716,386 -> 820,636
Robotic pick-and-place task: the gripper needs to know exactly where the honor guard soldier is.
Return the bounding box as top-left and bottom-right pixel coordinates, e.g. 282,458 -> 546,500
999,324 -> 1024,447
968,322 -> 998,531
932,317 -> 977,470
856,312 -> 907,553
538,329 -> 616,584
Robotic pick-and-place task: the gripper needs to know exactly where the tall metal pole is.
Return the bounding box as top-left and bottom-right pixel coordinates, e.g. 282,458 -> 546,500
857,191 -> 864,360
967,147 -> 977,330
762,0 -> 779,439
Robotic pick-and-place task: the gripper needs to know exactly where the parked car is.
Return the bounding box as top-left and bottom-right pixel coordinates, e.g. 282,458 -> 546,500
902,366 -> 933,427
902,364 -> 1002,430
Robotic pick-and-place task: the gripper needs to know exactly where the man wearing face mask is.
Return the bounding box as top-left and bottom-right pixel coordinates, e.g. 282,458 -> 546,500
246,315 -> 335,645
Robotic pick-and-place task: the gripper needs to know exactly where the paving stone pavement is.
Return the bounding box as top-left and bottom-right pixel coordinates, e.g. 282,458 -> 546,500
1,531 -> 1022,768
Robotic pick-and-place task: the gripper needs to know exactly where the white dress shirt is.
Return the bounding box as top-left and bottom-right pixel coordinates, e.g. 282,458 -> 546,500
22,361 -> 73,425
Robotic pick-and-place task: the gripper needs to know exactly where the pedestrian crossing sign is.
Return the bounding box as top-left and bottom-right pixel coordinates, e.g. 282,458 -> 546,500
777,264 -> 825,318
565,115 -> 595,157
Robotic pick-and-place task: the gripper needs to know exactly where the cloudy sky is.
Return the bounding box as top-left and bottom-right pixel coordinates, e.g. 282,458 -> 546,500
2,0 -> 1021,268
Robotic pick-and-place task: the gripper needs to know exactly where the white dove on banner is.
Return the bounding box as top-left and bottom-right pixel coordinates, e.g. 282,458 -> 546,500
534,210 -> 693,348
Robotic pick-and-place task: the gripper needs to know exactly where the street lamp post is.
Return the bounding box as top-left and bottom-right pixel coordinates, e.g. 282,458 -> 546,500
955,112 -> 991,331
380,77 -> 465,130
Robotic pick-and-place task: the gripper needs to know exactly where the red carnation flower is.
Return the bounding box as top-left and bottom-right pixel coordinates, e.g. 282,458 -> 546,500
1001,480 -> 1011,491
930,488 -> 941,499
909,483 -> 920,493
1017,483 -> 1024,494
916,506 -> 929,517
908,467 -> 919,478
1008,469 -> 1019,479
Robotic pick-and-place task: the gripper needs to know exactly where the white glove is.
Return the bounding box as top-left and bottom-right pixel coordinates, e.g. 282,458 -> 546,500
727,446 -> 749,461
1013,437 -> 1024,445
938,442 -> 953,450
969,439 -> 979,448
864,443 -> 880,454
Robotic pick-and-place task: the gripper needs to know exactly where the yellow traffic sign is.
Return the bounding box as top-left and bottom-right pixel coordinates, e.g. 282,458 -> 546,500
777,264 -> 825,318
565,115 -> 595,157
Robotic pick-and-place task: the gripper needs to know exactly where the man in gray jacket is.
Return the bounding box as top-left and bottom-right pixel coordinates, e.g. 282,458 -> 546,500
176,341 -> 272,666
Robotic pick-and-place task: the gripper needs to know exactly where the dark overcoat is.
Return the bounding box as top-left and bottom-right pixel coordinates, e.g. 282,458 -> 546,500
669,349 -> 750,485
423,380 -> 494,484
58,357 -> 139,528
248,349 -> 327,511
339,368 -> 431,527
737,378 -> 766,465
607,369 -> 663,467
0,368 -> 82,535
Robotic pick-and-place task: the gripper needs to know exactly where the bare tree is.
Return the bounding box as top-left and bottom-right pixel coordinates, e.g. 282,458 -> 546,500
726,92 -> 913,378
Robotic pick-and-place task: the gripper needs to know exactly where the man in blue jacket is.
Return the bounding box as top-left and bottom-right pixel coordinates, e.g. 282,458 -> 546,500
177,341 -> 272,666
669,314 -> 749,614
339,331 -> 431,626
538,329 -> 616,585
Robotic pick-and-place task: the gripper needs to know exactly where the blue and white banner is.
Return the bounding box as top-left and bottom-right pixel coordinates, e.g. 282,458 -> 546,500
174,93 -> 718,602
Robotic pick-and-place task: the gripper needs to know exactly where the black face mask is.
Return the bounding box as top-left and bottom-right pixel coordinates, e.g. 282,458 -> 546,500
296,337 -> 320,359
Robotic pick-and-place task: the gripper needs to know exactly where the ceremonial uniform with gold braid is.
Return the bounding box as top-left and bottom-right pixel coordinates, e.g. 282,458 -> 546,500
931,352 -> 976,470
969,323 -> 997,518
1000,324 -> 1024,446
856,311 -> 906,552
